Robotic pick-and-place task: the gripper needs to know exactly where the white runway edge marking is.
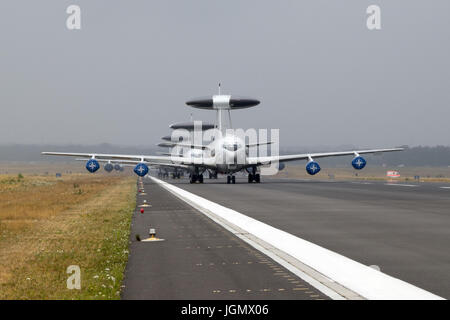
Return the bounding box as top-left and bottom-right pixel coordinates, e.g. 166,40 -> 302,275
385,183 -> 419,187
440,187 -> 450,189
150,177 -> 443,300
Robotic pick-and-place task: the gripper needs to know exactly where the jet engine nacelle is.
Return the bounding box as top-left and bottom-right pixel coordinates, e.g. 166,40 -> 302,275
352,156 -> 367,170
86,159 -> 100,173
277,162 -> 285,171
134,163 -> 149,177
114,163 -> 122,171
306,161 -> 321,175
104,163 -> 114,172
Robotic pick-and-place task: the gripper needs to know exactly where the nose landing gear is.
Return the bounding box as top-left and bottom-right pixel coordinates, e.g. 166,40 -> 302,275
247,166 -> 261,183
209,171 -> 218,179
172,173 -> 180,179
190,174 -> 204,184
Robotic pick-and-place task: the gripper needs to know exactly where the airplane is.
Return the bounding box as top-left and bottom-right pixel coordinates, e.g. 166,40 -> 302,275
75,158 -> 125,172
158,121 -> 219,179
75,157 -> 190,177
42,87 -> 404,184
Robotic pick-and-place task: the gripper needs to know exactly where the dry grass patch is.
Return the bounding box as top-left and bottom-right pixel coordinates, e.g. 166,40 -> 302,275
0,174 -> 136,299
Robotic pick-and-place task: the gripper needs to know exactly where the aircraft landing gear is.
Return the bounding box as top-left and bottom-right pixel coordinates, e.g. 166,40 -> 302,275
209,172 -> 218,179
190,174 -> 204,184
248,173 -> 261,183
227,175 -> 236,184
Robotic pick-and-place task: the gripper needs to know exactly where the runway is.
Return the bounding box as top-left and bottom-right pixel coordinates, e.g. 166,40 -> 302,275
169,176 -> 450,299
121,178 -> 328,300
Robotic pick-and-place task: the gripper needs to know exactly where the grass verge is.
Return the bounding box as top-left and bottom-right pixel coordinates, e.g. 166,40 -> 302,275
0,174 -> 136,299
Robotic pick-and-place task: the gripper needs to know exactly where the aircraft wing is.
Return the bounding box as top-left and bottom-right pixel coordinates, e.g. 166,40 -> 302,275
73,157 -> 190,169
75,158 -> 136,167
246,141 -> 274,148
248,147 -> 404,165
175,142 -> 208,150
157,142 -> 208,150
42,152 -> 183,163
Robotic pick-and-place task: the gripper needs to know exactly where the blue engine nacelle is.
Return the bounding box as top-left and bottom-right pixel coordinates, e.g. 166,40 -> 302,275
352,156 -> 367,170
86,159 -> 100,173
114,163 -> 122,171
306,161 -> 321,175
134,163 -> 149,177
278,162 -> 285,171
104,163 -> 113,172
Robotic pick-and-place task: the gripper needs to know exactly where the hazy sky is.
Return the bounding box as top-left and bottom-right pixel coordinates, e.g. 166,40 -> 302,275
0,1 -> 449,148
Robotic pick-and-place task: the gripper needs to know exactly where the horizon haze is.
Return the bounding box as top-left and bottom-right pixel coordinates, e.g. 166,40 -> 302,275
0,1 -> 449,148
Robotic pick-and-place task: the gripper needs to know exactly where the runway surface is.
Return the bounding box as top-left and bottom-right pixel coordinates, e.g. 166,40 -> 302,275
170,177 -> 450,299
121,178 -> 328,299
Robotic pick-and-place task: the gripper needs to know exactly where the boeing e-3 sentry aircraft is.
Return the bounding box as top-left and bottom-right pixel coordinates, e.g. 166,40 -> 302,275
157,121 -> 217,179
42,89 -> 403,184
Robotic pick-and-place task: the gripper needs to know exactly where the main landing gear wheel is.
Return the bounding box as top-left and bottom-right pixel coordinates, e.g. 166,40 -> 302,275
227,176 -> 235,184
248,174 -> 261,183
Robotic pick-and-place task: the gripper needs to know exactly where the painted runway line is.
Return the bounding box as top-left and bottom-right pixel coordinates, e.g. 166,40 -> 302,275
384,183 -> 419,187
150,176 -> 443,300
